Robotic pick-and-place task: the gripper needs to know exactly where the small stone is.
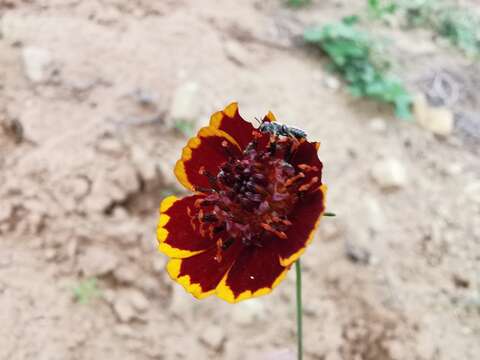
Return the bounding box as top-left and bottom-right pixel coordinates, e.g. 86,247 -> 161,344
113,265 -> 138,284
114,324 -> 136,338
413,93 -> 454,136
368,118 -> 388,133
169,82 -> 201,126
364,197 -> 385,233
231,299 -> 266,325
131,147 -> 157,181
323,75 -> 340,91
224,40 -> 250,66
22,46 -> 53,83
200,325 -> 225,349
152,256 -> 166,273
169,284 -> 192,317
102,289 -> 116,304
113,297 -> 136,322
78,247 -> 119,277
127,289 -> 149,312
112,164 -> 140,194
345,240 -> 370,265
44,248 -> 57,261
96,138 -> 124,155
371,158 -> 407,190
465,181 -> 480,204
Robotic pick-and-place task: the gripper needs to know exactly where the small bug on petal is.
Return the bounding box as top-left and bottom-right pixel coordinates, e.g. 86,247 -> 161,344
258,121 -> 307,139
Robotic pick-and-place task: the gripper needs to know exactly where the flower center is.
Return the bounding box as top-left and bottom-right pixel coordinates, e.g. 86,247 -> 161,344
193,131 -> 318,262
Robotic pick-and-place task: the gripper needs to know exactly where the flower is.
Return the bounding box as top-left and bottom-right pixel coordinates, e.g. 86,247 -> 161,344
157,102 -> 327,303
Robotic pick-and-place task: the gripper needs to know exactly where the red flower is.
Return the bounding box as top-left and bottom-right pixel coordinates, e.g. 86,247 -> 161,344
157,102 -> 327,303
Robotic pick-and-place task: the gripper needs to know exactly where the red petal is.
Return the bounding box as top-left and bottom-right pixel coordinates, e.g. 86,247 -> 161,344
216,240 -> 289,303
166,240 -> 242,299
209,102 -> 256,150
277,186 -> 327,266
175,126 -> 242,191
290,140 -> 323,185
158,194 -> 214,258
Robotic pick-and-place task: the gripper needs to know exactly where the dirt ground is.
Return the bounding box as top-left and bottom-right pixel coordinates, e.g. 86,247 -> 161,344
0,1 -> 479,359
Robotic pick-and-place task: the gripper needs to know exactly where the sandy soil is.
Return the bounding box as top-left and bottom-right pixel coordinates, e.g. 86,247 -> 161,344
0,0 -> 479,359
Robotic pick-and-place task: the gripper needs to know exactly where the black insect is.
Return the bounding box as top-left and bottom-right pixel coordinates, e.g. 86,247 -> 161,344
258,121 -> 307,139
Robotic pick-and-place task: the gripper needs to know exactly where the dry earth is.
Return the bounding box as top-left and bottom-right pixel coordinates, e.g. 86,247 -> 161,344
0,1 -> 479,359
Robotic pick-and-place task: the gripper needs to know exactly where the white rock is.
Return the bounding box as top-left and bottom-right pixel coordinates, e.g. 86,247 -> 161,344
364,197 -> 385,232
169,284 -> 192,317
113,266 -> 138,284
78,247 -> 119,277
413,93 -> 454,136
127,289 -> 149,312
169,82 -> 201,124
371,158 -> 407,190
131,147 -> 157,181
465,181 -> 480,204
368,118 -> 388,133
231,299 -> 266,325
112,164 -> 140,194
323,76 -> 340,91
224,40 -> 250,66
22,46 -> 53,83
200,325 -> 225,349
113,297 -> 136,322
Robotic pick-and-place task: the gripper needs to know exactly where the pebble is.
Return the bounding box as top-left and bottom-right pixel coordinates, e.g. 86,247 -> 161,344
371,158 -> 408,190
113,297 -> 136,322
200,325 -> 225,349
368,118 -> 388,133
22,46 -> 53,83
113,265 -> 138,284
168,82 -> 201,126
224,40 -> 250,66
96,138 -> 124,156
231,299 -> 266,325
413,93 -> 454,136
464,181 -> 480,204
131,147 -> 157,181
78,246 -> 119,277
323,75 -> 341,91
127,289 -> 150,312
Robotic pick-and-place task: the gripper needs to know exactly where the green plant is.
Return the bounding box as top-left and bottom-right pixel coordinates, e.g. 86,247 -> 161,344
367,0 -> 397,20
287,0 -> 310,7
304,19 -> 412,119
402,0 -> 480,57
73,278 -> 101,304
174,119 -> 195,137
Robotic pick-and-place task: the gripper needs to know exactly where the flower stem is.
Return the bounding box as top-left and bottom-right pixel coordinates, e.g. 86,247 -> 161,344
295,259 -> 303,360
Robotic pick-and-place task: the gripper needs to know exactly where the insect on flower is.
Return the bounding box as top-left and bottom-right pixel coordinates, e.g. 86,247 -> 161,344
157,102 -> 327,303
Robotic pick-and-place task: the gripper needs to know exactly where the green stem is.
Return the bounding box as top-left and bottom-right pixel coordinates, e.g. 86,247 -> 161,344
295,260 -> 303,360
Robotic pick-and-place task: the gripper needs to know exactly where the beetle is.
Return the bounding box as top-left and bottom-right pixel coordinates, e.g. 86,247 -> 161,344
258,121 -> 307,139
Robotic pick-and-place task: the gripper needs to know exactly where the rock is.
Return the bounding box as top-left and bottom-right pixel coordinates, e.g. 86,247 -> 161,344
113,265 -> 138,284
131,147 -> 157,181
112,164 -> 140,194
464,181 -> 480,204
371,158 -> 407,190
127,289 -> 149,312
368,118 -> 388,133
96,138 -> 124,156
231,299 -> 266,325
152,256 -> 166,273
22,46 -> 53,83
413,93 -> 454,136
113,297 -> 136,322
323,75 -> 340,91
364,197 -> 385,233
168,82 -> 201,126
169,284 -> 192,317
345,240 -> 370,265
114,324 -> 136,338
78,246 -> 119,277
44,248 -> 57,261
200,325 -> 225,349
224,40 -> 250,66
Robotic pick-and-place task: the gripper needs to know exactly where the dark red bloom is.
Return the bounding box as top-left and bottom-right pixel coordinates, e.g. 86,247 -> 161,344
157,103 -> 327,302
